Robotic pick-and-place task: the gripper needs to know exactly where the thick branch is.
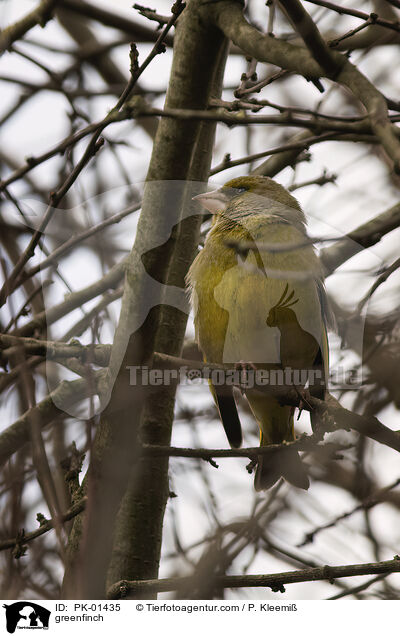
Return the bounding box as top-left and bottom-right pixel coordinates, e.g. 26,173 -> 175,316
0,334 -> 111,366
0,0 -> 56,54
279,0 -> 341,77
321,201 -> 400,274
67,0 -> 229,600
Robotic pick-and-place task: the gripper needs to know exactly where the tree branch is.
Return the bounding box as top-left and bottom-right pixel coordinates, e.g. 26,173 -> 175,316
0,334 -> 111,366
320,201 -> 400,274
304,0 -> 400,33
279,0 -> 342,77
298,477 -> 400,547
0,0 -> 56,54
0,497 -> 87,553
21,202 -> 140,283
107,556 -> 400,597
145,353 -> 400,454
11,257 -> 126,338
0,373 -> 104,469
210,1 -> 400,171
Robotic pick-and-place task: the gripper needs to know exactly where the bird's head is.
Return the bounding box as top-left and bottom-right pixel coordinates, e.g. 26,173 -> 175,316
193,176 -> 306,227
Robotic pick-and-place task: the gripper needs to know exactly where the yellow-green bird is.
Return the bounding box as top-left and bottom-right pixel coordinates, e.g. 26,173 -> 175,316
187,176 -> 329,490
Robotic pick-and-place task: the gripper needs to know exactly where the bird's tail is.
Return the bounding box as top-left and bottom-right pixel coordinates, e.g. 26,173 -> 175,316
254,434 -> 310,491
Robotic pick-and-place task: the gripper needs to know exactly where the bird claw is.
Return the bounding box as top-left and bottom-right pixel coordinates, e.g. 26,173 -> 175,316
296,388 -> 313,419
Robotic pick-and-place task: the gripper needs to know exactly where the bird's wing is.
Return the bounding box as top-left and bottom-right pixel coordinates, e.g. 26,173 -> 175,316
310,280 -> 330,399
316,278 -> 336,331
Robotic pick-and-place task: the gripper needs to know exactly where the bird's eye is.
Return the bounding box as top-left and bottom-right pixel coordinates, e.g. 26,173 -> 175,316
235,187 -> 247,194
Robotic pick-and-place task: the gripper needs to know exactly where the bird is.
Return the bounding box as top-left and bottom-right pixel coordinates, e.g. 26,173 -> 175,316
186,175 -> 330,491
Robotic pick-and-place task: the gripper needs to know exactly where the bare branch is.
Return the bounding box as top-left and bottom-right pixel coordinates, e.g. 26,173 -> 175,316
22,202 -> 140,282
211,2 -> 400,171
11,257 -> 126,338
321,201 -> 400,274
61,0 -> 174,45
304,0 -> 400,34
0,497 -> 87,553
279,0 -> 342,77
0,0 -> 56,54
358,256 -> 400,311
0,373 -> 104,469
298,477 -> 400,547
107,556 -> 400,597
0,335 -> 111,367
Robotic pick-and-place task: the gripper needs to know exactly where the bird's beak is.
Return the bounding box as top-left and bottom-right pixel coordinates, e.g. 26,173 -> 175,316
192,189 -> 229,214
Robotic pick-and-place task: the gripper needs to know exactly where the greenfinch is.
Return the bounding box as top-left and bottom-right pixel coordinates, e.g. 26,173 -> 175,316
187,176 -> 329,490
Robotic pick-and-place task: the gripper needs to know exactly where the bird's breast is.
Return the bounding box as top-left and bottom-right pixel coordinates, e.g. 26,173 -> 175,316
188,226 -> 324,367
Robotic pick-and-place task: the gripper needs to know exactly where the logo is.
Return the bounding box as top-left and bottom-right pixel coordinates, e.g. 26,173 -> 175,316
3,603 -> 50,633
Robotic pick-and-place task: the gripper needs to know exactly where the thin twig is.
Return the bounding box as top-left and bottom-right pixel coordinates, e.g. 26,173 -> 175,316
304,0 -> 400,34
107,556 -> 400,597
0,498 -> 87,553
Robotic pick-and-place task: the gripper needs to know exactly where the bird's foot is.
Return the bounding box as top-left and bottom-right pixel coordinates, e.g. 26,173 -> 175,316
234,360 -> 257,394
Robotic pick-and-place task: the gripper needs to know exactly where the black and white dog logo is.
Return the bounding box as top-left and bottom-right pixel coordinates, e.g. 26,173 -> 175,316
3,602 -> 50,633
